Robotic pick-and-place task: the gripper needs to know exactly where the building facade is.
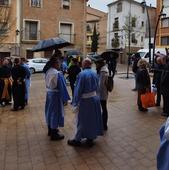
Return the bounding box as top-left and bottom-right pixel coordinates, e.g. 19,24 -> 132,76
86,6 -> 107,53
156,0 -> 169,48
107,0 -> 156,63
0,0 -> 87,58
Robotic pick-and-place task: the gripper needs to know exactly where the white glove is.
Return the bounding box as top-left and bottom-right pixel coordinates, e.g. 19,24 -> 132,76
72,106 -> 79,114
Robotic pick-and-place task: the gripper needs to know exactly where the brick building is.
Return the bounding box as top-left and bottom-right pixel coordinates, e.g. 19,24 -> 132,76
0,0 -> 88,58
156,0 -> 169,48
86,6 -> 107,54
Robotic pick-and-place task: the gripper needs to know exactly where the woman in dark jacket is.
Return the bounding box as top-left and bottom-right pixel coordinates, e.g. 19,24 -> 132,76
160,57 -> 169,117
136,59 -> 151,112
153,56 -> 163,106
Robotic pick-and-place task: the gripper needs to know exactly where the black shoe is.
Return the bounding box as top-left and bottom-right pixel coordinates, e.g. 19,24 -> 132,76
1,102 -> 6,107
139,107 -> 148,112
161,113 -> 169,117
50,130 -> 64,141
67,139 -> 81,146
132,88 -> 137,91
48,126 -> 52,136
104,125 -> 108,131
85,139 -> 94,147
11,108 -> 18,111
20,106 -> 25,110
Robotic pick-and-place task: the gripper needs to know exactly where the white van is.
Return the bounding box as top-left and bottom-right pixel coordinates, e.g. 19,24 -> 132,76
137,48 -> 167,63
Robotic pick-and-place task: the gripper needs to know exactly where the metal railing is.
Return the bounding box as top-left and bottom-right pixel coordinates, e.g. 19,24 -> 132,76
58,33 -> 75,44
22,29 -> 40,41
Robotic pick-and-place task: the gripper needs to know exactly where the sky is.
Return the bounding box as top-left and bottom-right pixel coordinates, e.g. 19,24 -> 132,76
87,0 -> 156,12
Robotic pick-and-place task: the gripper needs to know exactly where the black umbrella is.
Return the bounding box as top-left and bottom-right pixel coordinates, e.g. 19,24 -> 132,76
101,50 -> 119,61
31,37 -> 71,52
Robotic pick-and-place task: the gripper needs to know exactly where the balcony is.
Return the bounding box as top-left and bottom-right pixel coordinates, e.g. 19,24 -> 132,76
113,22 -> 119,31
0,0 -> 10,6
22,29 -> 40,42
58,33 -> 75,44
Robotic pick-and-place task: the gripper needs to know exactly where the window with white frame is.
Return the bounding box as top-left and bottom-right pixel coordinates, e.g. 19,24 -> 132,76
62,0 -> 70,10
60,23 -> 73,43
0,0 -> 9,5
161,17 -> 169,28
117,2 -> 122,13
24,20 -> 39,40
31,0 -> 41,7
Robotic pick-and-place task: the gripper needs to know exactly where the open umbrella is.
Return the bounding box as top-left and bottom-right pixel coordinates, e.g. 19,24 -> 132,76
101,50 -> 119,61
31,37 -> 71,52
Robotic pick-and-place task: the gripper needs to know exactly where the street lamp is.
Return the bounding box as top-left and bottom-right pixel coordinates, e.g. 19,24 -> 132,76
152,5 -> 166,68
141,0 -> 152,65
15,29 -> 20,56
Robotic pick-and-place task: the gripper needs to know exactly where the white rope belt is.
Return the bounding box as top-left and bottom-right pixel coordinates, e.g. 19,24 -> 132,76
46,88 -> 59,92
81,91 -> 97,99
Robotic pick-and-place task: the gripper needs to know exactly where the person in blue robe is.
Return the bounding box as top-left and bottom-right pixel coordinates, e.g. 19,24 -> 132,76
21,58 -> 31,105
157,118 -> 169,170
45,57 -> 70,141
68,58 -> 103,147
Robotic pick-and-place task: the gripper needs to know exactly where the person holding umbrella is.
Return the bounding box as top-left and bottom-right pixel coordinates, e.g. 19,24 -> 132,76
45,57 -> 70,141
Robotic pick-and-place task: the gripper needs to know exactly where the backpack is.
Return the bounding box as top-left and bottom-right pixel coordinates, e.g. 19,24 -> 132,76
106,75 -> 114,92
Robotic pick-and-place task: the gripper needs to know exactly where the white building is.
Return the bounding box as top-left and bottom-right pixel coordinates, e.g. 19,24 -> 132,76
107,0 -> 147,52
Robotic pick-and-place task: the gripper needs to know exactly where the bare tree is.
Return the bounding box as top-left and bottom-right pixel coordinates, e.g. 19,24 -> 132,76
0,3 -> 14,47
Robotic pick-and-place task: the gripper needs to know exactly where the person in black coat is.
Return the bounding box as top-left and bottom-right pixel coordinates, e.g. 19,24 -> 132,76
153,55 -> 164,106
67,58 -> 81,97
11,58 -> 27,111
132,53 -> 141,91
160,56 -> 169,117
136,59 -> 151,112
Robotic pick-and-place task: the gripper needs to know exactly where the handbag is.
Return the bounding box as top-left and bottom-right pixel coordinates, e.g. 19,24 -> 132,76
141,92 -> 155,108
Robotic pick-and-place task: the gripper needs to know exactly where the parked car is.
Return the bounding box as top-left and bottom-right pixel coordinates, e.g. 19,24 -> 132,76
137,48 -> 167,63
27,58 -> 48,74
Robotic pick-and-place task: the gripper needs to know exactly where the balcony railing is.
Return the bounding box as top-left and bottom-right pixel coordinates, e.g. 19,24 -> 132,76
22,29 -> 40,41
0,0 -> 9,6
58,33 -> 75,44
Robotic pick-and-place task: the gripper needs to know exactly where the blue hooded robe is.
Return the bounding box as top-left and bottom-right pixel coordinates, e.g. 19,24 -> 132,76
45,68 -> 70,129
157,118 -> 169,170
72,68 -> 103,141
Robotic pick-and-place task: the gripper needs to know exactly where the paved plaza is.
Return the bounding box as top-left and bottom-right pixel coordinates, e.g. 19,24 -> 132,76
0,65 -> 166,170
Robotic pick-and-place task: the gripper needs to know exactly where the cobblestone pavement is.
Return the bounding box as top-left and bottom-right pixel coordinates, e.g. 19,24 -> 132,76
0,65 -> 166,170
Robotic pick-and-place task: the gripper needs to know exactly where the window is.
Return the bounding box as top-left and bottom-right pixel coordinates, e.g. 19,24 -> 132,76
62,0 -> 70,10
161,18 -> 169,28
0,22 -> 8,35
25,20 -> 39,40
132,33 -> 137,44
141,36 -> 144,42
141,21 -> 144,27
30,0 -> 41,7
113,17 -> 119,30
0,0 -> 9,5
60,23 -> 74,43
117,2 -> 122,13
142,6 -> 145,13
26,50 -> 33,59
131,17 -> 136,27
161,36 -> 169,45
